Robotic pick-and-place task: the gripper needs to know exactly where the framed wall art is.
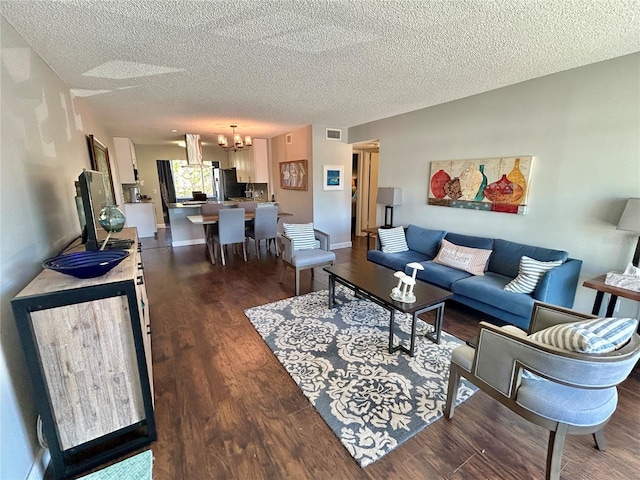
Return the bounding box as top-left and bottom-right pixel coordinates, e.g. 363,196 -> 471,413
428,156 -> 534,215
88,135 -> 116,204
323,165 -> 344,190
280,160 -> 308,190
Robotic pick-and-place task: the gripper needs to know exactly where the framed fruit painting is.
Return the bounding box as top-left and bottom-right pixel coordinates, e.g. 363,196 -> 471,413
428,156 -> 533,214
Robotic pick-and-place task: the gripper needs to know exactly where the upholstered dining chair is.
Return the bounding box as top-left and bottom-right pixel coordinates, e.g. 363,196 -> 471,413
210,208 -> 247,265
245,205 -> 279,259
200,203 -> 226,259
278,223 -> 336,295
445,302 -> 640,480
234,201 -> 257,213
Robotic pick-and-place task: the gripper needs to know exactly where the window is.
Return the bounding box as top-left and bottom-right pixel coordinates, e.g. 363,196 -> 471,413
171,160 -> 217,199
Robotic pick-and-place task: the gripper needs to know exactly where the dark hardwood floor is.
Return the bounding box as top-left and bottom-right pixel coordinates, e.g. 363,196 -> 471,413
139,230 -> 639,480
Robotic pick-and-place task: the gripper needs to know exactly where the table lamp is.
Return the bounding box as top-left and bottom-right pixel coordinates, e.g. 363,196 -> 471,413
377,187 -> 402,228
617,197 -> 640,267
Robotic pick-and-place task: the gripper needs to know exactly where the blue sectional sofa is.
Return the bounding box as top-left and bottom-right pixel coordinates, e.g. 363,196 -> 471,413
367,224 -> 582,329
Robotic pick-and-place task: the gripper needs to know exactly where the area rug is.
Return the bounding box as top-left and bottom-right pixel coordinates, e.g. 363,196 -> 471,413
244,287 -> 477,467
77,450 -> 153,480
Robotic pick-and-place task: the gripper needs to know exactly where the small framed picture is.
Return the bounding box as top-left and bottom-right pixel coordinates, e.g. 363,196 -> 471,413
323,165 -> 344,191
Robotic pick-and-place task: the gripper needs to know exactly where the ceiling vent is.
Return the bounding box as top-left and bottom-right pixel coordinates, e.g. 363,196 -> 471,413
326,128 -> 342,141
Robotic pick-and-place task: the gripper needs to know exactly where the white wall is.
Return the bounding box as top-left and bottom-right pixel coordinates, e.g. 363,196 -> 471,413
1,18 -> 118,479
349,53 -> 640,317
270,125 -> 314,223
311,126 -> 353,248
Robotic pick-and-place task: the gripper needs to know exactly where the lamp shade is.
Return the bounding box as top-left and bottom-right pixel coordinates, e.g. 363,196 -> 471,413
377,187 -> 402,206
617,198 -> 640,232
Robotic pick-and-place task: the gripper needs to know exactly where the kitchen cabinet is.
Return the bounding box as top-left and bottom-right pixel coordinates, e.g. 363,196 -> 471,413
114,137 -> 138,184
11,228 -> 155,479
124,203 -> 157,238
228,138 -> 268,183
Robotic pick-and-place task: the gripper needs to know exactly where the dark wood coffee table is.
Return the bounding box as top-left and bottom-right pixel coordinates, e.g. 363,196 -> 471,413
323,262 -> 453,356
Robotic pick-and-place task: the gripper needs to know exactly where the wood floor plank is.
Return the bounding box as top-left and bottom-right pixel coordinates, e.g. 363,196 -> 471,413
133,232 -> 640,480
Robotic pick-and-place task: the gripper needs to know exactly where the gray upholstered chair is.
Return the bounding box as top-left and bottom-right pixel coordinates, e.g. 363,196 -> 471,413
445,302 -> 640,480
245,205 -> 279,259
210,208 -> 247,265
278,225 -> 336,295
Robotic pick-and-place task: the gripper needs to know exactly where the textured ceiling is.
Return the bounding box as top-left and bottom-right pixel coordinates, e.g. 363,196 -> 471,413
2,0 -> 639,145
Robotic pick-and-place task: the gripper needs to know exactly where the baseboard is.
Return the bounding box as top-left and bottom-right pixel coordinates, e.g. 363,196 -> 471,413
26,448 -> 50,480
331,241 -> 352,250
172,239 -> 206,247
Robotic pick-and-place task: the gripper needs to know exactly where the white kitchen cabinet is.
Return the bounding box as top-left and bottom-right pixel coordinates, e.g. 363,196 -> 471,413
228,138 -> 268,183
124,203 -> 157,238
114,137 -> 138,184
11,228 -> 155,479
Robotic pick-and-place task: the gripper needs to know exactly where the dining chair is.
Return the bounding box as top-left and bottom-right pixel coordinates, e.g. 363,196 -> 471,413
234,201 -> 257,213
445,302 -> 640,480
210,208 -> 247,265
200,203 -> 226,259
246,205 -> 279,259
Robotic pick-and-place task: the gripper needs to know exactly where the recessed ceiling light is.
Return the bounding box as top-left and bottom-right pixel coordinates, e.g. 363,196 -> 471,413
170,129 -> 178,133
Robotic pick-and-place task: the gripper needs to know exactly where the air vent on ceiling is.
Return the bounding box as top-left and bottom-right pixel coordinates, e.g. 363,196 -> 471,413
326,128 -> 342,141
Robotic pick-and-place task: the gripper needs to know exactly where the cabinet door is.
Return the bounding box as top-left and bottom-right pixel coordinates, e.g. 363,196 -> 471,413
114,137 -> 136,183
253,138 -> 268,183
31,296 -> 145,450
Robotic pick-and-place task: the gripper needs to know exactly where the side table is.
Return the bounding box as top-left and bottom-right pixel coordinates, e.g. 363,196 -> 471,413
583,274 -> 640,317
362,226 -> 381,251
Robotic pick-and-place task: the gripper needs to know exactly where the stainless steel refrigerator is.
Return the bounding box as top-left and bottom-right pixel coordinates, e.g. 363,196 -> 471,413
213,167 -> 245,201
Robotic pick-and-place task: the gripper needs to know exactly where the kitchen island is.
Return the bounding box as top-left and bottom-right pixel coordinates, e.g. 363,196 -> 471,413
168,202 -> 210,247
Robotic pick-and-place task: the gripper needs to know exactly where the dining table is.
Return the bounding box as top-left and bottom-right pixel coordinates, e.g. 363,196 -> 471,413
187,210 -> 293,264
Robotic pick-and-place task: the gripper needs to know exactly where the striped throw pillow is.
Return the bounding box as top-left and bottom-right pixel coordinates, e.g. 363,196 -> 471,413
432,239 -> 492,276
504,256 -> 562,294
378,226 -> 409,253
283,223 -> 318,251
529,317 -> 637,353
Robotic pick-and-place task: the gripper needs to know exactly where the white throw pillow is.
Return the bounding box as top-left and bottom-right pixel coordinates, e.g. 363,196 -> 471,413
504,256 -> 562,294
378,226 -> 409,253
283,223 -> 317,251
432,239 -> 492,276
529,317 -> 637,353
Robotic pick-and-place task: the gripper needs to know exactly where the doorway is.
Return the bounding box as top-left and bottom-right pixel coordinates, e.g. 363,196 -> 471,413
351,140 -> 380,238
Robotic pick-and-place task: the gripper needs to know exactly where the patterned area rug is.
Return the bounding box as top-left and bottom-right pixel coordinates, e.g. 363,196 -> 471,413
244,287 -> 477,467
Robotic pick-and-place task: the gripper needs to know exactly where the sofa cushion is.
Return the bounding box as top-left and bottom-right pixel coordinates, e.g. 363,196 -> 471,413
433,239 -> 492,275
378,226 -> 409,253
405,224 -> 447,258
444,232 -> 494,250
504,256 -> 563,294
489,238 -> 568,278
367,249 -> 431,272
451,272 -> 535,319
529,317 -> 637,353
415,260 -> 473,290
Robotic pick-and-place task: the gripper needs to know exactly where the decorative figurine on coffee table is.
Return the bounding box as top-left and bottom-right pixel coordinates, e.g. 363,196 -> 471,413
390,262 -> 424,303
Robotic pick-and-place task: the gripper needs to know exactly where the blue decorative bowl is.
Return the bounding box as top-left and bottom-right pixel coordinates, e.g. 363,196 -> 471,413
43,250 -> 130,278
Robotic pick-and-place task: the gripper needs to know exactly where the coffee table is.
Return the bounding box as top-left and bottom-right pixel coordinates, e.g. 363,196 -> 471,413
324,262 -> 453,356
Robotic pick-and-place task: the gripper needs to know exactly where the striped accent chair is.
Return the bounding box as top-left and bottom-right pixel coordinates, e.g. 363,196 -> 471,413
278,223 -> 335,295
445,302 -> 640,480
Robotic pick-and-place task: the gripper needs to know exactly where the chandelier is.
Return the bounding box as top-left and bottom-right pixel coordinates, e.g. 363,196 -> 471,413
218,124 -> 252,152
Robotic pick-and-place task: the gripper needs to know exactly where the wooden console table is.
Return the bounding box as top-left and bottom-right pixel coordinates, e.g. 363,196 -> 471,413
583,274 -> 640,316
